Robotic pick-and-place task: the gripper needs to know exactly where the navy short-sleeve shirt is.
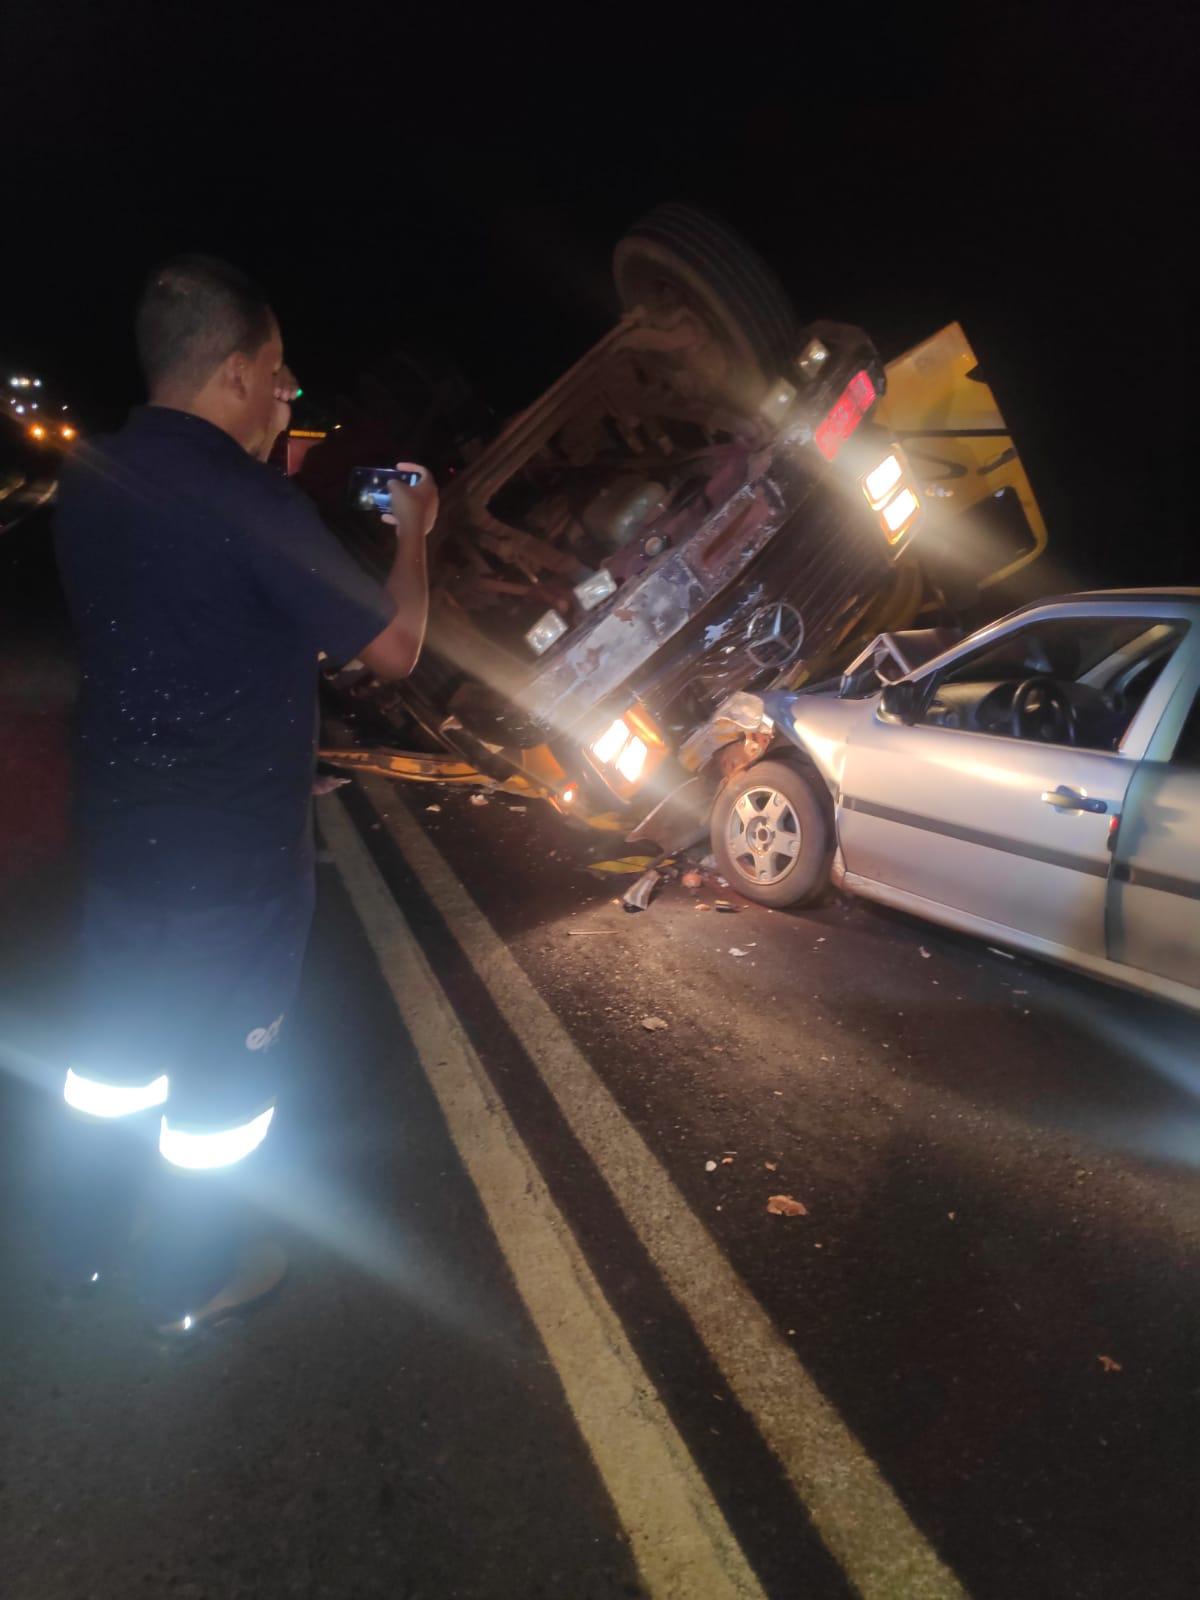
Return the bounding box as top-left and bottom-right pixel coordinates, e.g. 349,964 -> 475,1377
54,406 -> 394,905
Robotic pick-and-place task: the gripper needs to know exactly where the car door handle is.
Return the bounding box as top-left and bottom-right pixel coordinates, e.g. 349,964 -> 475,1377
1041,784 -> 1107,814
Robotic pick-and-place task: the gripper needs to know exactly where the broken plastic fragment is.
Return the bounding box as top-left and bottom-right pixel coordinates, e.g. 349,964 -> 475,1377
623,868 -> 661,911
705,1159 -> 718,1172
586,855 -> 658,875
766,1195 -> 808,1217
470,793 -> 489,807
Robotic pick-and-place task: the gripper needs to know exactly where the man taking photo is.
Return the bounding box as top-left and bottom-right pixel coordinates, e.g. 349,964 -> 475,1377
52,255 -> 434,1333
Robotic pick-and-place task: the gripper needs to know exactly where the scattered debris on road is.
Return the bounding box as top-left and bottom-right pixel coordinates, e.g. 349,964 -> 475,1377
1097,1354 -> 1123,1373
919,946 -> 932,959
470,793 -> 489,807
987,946 -> 1015,960
587,855 -> 658,875
426,803 -> 442,812
714,900 -> 739,913
623,868 -> 663,911
681,871 -> 703,890
640,1015 -> 670,1031
765,1161 -> 778,1172
729,947 -> 749,957
705,1159 -> 718,1172
313,773 -> 351,795
766,1195 -> 808,1217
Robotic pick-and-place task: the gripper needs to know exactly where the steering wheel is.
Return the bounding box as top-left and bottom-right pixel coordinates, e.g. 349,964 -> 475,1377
1011,676 -> 1077,744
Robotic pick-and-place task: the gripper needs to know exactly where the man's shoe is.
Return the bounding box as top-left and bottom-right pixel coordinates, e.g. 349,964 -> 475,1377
153,1239 -> 288,1337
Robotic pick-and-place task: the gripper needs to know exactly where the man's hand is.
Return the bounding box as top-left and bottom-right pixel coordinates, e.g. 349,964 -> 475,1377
383,463 -> 439,540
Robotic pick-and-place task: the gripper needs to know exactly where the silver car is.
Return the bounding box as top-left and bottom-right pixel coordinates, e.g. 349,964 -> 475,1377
709,591 -> 1200,1013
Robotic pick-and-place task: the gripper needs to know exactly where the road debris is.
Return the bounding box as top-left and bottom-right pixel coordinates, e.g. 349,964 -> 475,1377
640,1015 -> 669,1031
714,900 -> 740,913
623,868 -> 662,911
987,946 -> 1015,959
764,1161 -> 778,1172
720,1155 -> 734,1166
728,947 -> 749,957
470,793 -> 489,807
681,871 -> 703,891
1097,1354 -> 1123,1373
313,773 -> 351,795
919,946 -> 932,959
705,1159 -> 718,1172
425,803 -> 442,813
587,854 -> 658,876
695,902 -> 712,912
766,1195 -> 808,1217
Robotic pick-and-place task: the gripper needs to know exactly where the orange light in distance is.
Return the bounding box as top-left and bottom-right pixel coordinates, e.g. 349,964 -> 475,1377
29,423 -> 46,440
61,426 -> 77,440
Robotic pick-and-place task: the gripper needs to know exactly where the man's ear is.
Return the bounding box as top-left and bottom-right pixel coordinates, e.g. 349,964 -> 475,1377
222,351 -> 252,400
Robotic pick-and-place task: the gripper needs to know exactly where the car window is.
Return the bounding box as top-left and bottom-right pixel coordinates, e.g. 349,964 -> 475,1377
1173,691 -> 1200,766
915,616 -> 1188,752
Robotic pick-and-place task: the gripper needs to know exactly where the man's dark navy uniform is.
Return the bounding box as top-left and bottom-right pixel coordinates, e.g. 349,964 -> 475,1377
48,255 -> 434,1332
56,406 -> 393,907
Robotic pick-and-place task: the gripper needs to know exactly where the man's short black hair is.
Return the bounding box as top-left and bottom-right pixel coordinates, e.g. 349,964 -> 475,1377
135,255 -> 275,392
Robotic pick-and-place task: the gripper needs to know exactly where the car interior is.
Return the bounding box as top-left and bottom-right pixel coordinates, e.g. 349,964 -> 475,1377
914,617 -> 1187,750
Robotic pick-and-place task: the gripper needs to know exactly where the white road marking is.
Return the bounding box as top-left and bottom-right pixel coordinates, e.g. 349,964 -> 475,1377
347,780 -> 970,1600
321,798 -> 765,1600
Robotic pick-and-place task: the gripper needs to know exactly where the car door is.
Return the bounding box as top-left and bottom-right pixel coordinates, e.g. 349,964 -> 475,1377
1107,653 -> 1200,991
835,610 -> 1183,957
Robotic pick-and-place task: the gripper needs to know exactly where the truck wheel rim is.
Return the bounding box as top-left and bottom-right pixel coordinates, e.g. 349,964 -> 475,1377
727,786 -> 802,886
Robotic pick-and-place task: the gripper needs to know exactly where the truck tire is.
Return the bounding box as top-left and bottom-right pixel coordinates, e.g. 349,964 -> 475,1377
613,203 -> 798,398
710,758 -> 833,908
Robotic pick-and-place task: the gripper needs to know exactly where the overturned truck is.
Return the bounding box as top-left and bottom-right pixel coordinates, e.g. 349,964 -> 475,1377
320,204 -> 1047,887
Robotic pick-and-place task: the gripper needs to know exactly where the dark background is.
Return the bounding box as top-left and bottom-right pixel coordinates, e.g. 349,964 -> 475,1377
1,2 -> 1192,589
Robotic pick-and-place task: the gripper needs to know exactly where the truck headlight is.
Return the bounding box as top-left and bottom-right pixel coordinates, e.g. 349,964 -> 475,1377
526,608 -> 568,655
588,711 -> 661,792
860,449 -> 921,545
862,452 -> 903,508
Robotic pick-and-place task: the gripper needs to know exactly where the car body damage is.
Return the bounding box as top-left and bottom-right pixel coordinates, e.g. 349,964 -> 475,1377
318,206 -> 1048,850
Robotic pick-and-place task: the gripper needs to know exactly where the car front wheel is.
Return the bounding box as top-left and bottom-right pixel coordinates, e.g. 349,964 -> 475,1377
710,759 -> 833,908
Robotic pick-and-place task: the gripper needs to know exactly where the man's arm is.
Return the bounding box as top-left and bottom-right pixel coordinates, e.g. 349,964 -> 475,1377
357,465 -> 438,680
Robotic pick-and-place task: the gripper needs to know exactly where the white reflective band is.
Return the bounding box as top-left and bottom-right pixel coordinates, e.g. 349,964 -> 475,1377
63,1067 -> 169,1119
158,1106 -> 275,1170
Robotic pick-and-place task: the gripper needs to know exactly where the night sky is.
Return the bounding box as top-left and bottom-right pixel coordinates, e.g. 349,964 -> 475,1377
2,2 -> 1191,588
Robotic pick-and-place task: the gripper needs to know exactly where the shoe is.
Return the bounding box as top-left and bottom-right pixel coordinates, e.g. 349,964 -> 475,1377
153,1239 -> 288,1337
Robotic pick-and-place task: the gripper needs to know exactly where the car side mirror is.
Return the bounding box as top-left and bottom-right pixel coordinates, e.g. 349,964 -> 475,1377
879,681 -> 921,725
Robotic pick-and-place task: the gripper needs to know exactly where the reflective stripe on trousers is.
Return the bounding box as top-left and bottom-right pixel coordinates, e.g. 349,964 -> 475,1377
63,1067 -> 169,1119
158,1106 -> 275,1170
63,1069 -> 274,1170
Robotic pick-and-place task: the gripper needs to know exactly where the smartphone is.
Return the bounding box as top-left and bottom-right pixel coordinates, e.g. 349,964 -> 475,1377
350,466 -> 423,515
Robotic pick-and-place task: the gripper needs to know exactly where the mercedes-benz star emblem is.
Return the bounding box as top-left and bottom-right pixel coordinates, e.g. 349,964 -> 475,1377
745,602 -> 805,669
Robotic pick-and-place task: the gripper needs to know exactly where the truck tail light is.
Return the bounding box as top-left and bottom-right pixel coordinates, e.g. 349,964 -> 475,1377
814,369 -> 877,460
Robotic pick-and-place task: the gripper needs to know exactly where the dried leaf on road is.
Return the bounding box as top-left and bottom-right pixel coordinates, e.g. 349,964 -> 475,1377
640,1016 -> 669,1031
1098,1354 -> 1123,1373
766,1194 -> 808,1217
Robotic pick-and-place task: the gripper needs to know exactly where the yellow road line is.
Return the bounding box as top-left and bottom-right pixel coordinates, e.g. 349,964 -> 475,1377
352,779 -> 970,1600
321,797 -> 766,1600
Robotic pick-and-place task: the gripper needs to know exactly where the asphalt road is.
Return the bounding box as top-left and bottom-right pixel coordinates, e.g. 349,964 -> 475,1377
2,523 -> 1198,1597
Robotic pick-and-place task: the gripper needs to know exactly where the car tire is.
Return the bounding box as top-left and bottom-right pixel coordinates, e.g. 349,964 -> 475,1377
710,758 -> 833,908
612,203 -> 798,401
